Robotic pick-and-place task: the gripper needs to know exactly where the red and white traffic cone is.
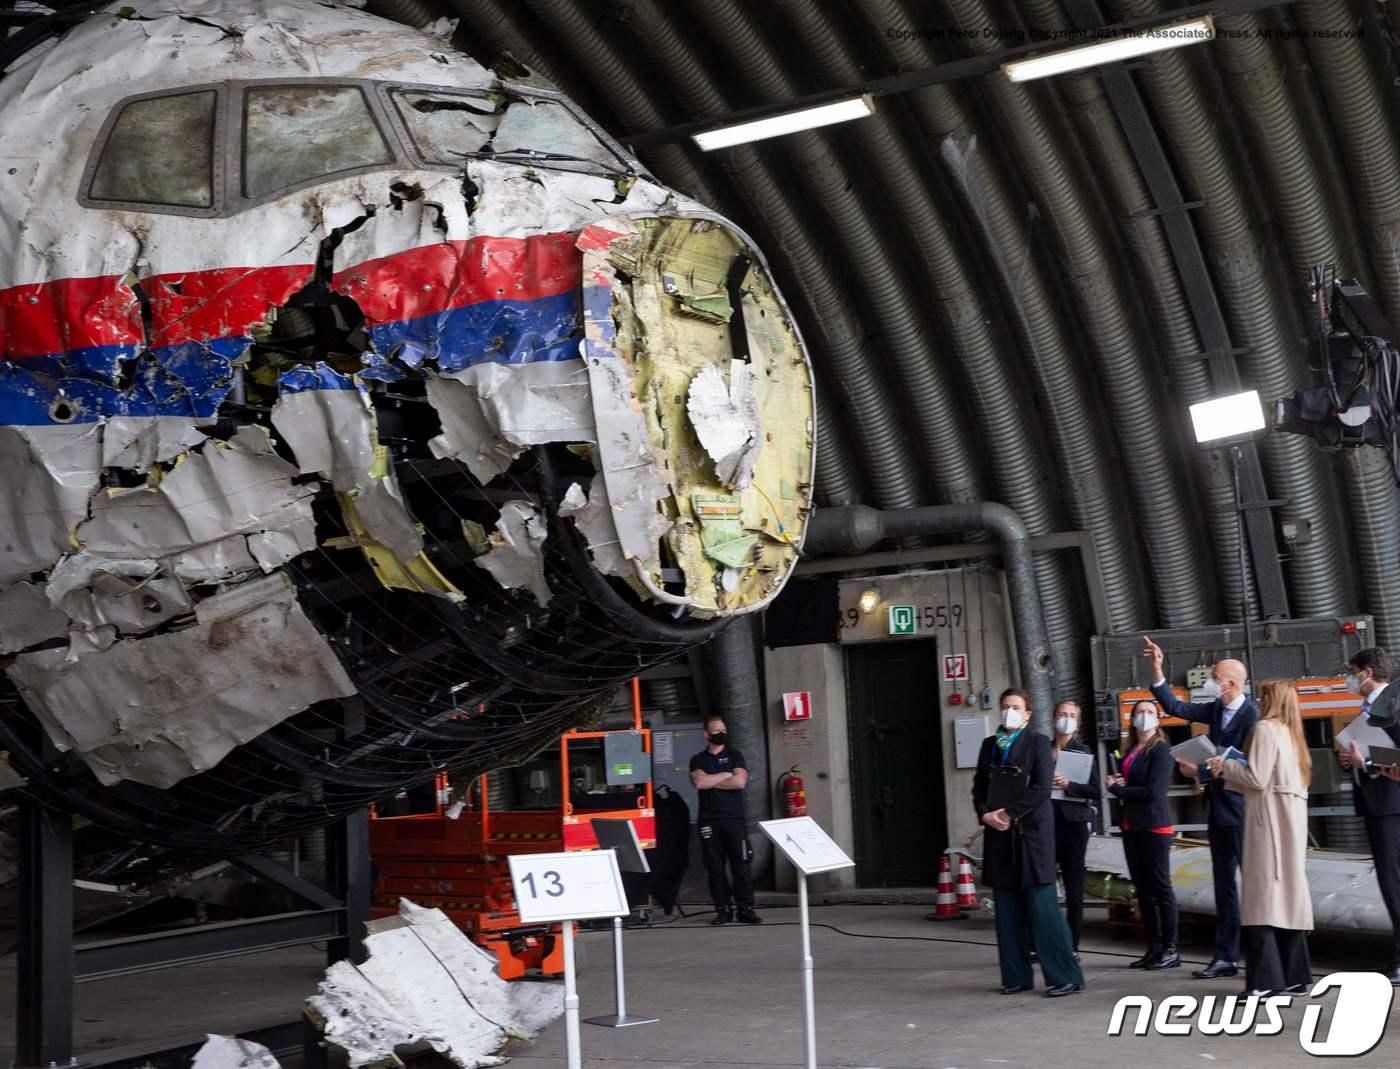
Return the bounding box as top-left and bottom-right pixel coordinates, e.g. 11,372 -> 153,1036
927,853 -> 963,921
955,854 -> 978,908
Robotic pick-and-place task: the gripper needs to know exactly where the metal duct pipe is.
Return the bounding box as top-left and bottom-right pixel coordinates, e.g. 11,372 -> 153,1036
1209,10 -> 1400,646
1295,0 -> 1400,329
686,0 -> 980,510
702,617 -> 772,879
939,0 -> 1205,633
1012,0 -> 1240,623
806,504 -> 1054,730
775,0 -> 1085,697
1112,0 -> 1355,618
812,390 -> 862,507
366,0 -> 436,28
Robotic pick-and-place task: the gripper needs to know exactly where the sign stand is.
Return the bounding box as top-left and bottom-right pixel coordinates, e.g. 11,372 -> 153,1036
507,850 -> 629,1069
584,819 -> 657,1028
760,817 -> 855,1069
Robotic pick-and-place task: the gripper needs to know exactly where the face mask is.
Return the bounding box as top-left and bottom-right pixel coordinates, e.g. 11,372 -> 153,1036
708,731 -> 728,746
1001,708 -> 1026,731
1346,673 -> 1363,694
1055,716 -> 1078,735
1200,678 -> 1223,699
1133,712 -> 1159,733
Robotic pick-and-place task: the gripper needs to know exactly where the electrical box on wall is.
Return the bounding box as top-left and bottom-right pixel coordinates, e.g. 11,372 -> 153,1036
954,716 -> 988,768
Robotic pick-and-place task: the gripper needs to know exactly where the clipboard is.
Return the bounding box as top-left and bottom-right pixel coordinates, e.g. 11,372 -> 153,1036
1337,716 -> 1396,759
1370,745 -> 1400,769
1052,749 -> 1093,800
1171,734 -> 1218,766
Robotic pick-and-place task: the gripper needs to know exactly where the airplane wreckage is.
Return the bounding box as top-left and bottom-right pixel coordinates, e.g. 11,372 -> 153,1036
0,1 -> 815,863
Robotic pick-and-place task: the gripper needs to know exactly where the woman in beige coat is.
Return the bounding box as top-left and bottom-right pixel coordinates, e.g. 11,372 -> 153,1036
1206,679 -> 1312,997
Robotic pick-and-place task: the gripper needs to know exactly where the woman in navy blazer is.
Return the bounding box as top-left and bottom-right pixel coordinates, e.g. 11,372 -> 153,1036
1106,699 -> 1180,970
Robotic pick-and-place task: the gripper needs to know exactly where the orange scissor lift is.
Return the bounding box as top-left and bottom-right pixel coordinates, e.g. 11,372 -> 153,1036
369,679 -> 657,979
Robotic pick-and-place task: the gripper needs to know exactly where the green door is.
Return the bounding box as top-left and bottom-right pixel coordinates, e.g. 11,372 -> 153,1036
845,639 -> 946,887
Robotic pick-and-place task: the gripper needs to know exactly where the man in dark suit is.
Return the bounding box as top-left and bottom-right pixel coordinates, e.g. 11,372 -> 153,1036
973,687 -> 1084,998
1337,647 -> 1400,985
1142,636 -> 1257,980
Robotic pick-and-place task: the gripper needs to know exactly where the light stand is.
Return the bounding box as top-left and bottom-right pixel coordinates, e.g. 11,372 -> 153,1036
1189,390 -> 1269,687
1229,445 -> 1256,684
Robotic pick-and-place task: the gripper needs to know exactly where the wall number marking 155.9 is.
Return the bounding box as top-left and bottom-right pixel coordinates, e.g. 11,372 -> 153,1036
520,870 -> 565,898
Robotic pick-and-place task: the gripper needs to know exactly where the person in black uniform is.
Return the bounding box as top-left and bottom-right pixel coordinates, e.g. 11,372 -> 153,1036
973,687 -> 1084,997
1337,647 -> 1400,985
1142,635 -> 1257,980
1050,700 -> 1099,957
1106,699 -> 1180,970
689,714 -> 761,926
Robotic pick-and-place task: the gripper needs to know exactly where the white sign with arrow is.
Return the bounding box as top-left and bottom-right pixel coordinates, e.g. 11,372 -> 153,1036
761,816 -> 854,875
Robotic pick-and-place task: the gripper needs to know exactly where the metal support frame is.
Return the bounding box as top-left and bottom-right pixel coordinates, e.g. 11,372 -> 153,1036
14,701 -> 371,1069
1063,0 -> 1290,621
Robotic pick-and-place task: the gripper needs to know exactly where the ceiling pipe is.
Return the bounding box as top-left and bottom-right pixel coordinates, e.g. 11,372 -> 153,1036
805,504 -> 1054,732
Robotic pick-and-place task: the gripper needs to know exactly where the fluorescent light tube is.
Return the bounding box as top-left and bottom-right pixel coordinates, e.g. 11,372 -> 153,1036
692,95 -> 875,151
1189,390 -> 1266,445
1002,16 -> 1215,83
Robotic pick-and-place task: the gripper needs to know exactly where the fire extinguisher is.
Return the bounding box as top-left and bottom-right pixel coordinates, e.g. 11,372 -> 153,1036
778,766 -> 807,818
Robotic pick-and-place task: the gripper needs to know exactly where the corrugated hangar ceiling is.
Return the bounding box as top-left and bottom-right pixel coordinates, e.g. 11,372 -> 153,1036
361,0 -> 1400,695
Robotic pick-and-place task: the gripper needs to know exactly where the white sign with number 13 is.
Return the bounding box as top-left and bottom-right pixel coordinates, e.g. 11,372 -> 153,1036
508,850 -> 629,923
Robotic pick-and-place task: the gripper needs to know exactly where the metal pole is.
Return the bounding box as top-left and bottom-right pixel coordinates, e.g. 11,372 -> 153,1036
799,873 -> 816,1069
586,911 -> 657,1026
613,916 -> 627,1017
562,922 -> 581,1069
16,799 -> 74,1068
1231,447 -> 1256,684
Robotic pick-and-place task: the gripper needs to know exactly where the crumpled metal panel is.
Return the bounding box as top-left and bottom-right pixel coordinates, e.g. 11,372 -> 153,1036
306,899 -> 560,1069
425,358 -> 596,482
473,500 -> 552,605
76,427 -> 317,584
191,1036 -> 282,1069
58,570 -> 193,636
6,572 -> 356,789
0,581 -> 69,654
101,416 -> 210,472
0,423 -> 102,584
687,360 -> 764,490
272,363 -> 423,565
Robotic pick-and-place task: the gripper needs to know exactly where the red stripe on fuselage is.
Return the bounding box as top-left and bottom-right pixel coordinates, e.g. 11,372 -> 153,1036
0,275 -> 142,359
331,233 -> 581,329
0,232 -> 582,363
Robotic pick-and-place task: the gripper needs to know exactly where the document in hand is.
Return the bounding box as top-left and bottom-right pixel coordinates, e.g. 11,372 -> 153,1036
1219,745 -> 1248,766
1337,715 -> 1396,759
1170,733 -> 1219,767
1051,749 -> 1094,800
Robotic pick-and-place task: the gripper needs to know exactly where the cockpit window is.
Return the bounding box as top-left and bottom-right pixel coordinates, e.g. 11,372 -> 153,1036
89,91 -> 216,208
243,86 -> 392,199
394,91 -> 503,161
393,91 -> 623,174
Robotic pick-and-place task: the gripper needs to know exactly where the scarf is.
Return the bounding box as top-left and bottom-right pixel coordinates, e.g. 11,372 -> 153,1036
995,727 -> 1023,756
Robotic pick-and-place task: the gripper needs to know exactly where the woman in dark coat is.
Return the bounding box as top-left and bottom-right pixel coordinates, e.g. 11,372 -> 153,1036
973,688 -> 1085,998
1105,699 -> 1180,970
1051,699 -> 1100,957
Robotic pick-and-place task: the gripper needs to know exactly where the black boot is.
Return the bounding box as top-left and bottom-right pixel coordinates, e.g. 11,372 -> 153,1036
1128,946 -> 1160,968
1146,945 -> 1182,970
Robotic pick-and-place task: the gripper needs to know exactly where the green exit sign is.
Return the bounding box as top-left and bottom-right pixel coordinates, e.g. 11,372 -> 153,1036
888,605 -> 916,635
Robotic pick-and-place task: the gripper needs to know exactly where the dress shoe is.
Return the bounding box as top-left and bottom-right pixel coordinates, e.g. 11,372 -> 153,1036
1029,950 -> 1039,963
1282,983 -> 1309,994
710,909 -> 731,926
735,909 -> 763,924
1387,967 -> 1400,986
1146,947 -> 1181,970
1045,983 -> 1084,998
1237,988 -> 1275,999
1192,959 -> 1238,979
1128,950 -> 1159,968
1000,984 -> 1033,995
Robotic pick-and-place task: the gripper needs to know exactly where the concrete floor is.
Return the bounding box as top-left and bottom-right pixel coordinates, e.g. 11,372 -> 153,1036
2,905 -> 1398,1068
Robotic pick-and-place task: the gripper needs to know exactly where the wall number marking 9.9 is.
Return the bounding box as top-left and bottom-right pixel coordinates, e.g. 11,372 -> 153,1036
520,870 -> 565,898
